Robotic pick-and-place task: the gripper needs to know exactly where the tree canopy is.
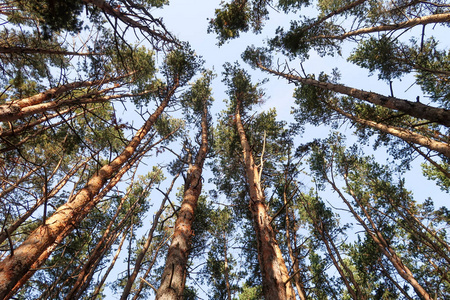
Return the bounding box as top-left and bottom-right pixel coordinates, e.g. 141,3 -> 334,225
0,0 -> 449,299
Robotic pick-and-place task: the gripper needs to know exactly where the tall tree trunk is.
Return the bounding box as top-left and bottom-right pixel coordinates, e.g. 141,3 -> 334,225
155,99 -> 209,300
283,190 -> 307,300
120,173 -> 179,300
234,99 -> 295,300
90,229 -> 128,300
330,104 -> 450,158
223,233 -> 232,300
0,81 -> 178,299
257,63 -> 450,127
310,13 -> 450,41
327,172 -> 433,300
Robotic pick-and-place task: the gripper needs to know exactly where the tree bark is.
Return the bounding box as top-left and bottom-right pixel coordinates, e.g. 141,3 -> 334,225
310,13 -> 450,41
120,173 -> 179,300
257,63 -> 450,127
155,98 -> 209,300
326,171 -> 433,300
0,81 -> 178,299
330,104 -> 450,158
234,99 -> 295,300
0,73 -> 132,122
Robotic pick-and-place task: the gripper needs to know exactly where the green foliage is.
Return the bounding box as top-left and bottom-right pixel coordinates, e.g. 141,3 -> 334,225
222,62 -> 265,112
422,161 -> 450,193
238,283 -> 263,300
16,0 -> 84,37
348,35 -> 404,81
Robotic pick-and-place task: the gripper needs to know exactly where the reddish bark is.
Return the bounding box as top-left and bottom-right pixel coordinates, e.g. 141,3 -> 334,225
0,81 -> 178,299
257,63 -> 450,127
234,100 -> 295,300
330,104 -> 450,158
311,13 -> 450,41
155,99 -> 209,300
0,73 -> 132,122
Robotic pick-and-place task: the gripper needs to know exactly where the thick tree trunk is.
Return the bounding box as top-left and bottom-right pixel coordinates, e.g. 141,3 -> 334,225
0,89 -> 145,123
234,100 -> 295,300
155,100 -> 209,300
257,63 -> 450,127
0,82 -> 178,299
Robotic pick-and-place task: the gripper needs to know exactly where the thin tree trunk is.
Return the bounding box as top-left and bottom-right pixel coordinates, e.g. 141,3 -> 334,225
223,233 -> 232,300
90,229 -> 128,299
0,73 -> 132,121
0,81 -> 178,299
155,98 -> 209,300
120,173 -> 179,300
330,104 -> 450,158
257,62 -> 450,127
234,99 -> 295,300
284,190 -> 307,300
327,172 -> 433,300
310,13 -> 450,41
131,233 -> 172,300
0,155 -> 92,245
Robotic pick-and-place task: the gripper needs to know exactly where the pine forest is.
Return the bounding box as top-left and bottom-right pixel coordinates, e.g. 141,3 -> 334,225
0,0 -> 449,299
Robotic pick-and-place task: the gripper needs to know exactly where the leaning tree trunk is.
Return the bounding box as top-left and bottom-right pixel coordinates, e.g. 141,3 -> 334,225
155,99 -> 209,300
257,62 -> 450,127
0,81 -> 178,299
234,100 -> 295,300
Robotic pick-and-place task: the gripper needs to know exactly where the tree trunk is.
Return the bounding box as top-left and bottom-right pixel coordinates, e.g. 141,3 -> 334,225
311,13 -> 450,41
234,100 -> 295,300
257,63 -> 450,127
155,99 -> 209,300
328,172 -> 433,300
283,190 -> 307,300
0,73 -> 132,122
330,104 -> 450,158
0,82 -> 178,299
121,173 -> 179,300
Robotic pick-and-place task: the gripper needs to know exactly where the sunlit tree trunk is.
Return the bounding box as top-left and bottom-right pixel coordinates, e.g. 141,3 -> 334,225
0,73 -> 132,122
120,173 -> 179,300
257,63 -> 450,127
234,99 -> 295,300
0,81 -> 178,299
156,97 -> 209,300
